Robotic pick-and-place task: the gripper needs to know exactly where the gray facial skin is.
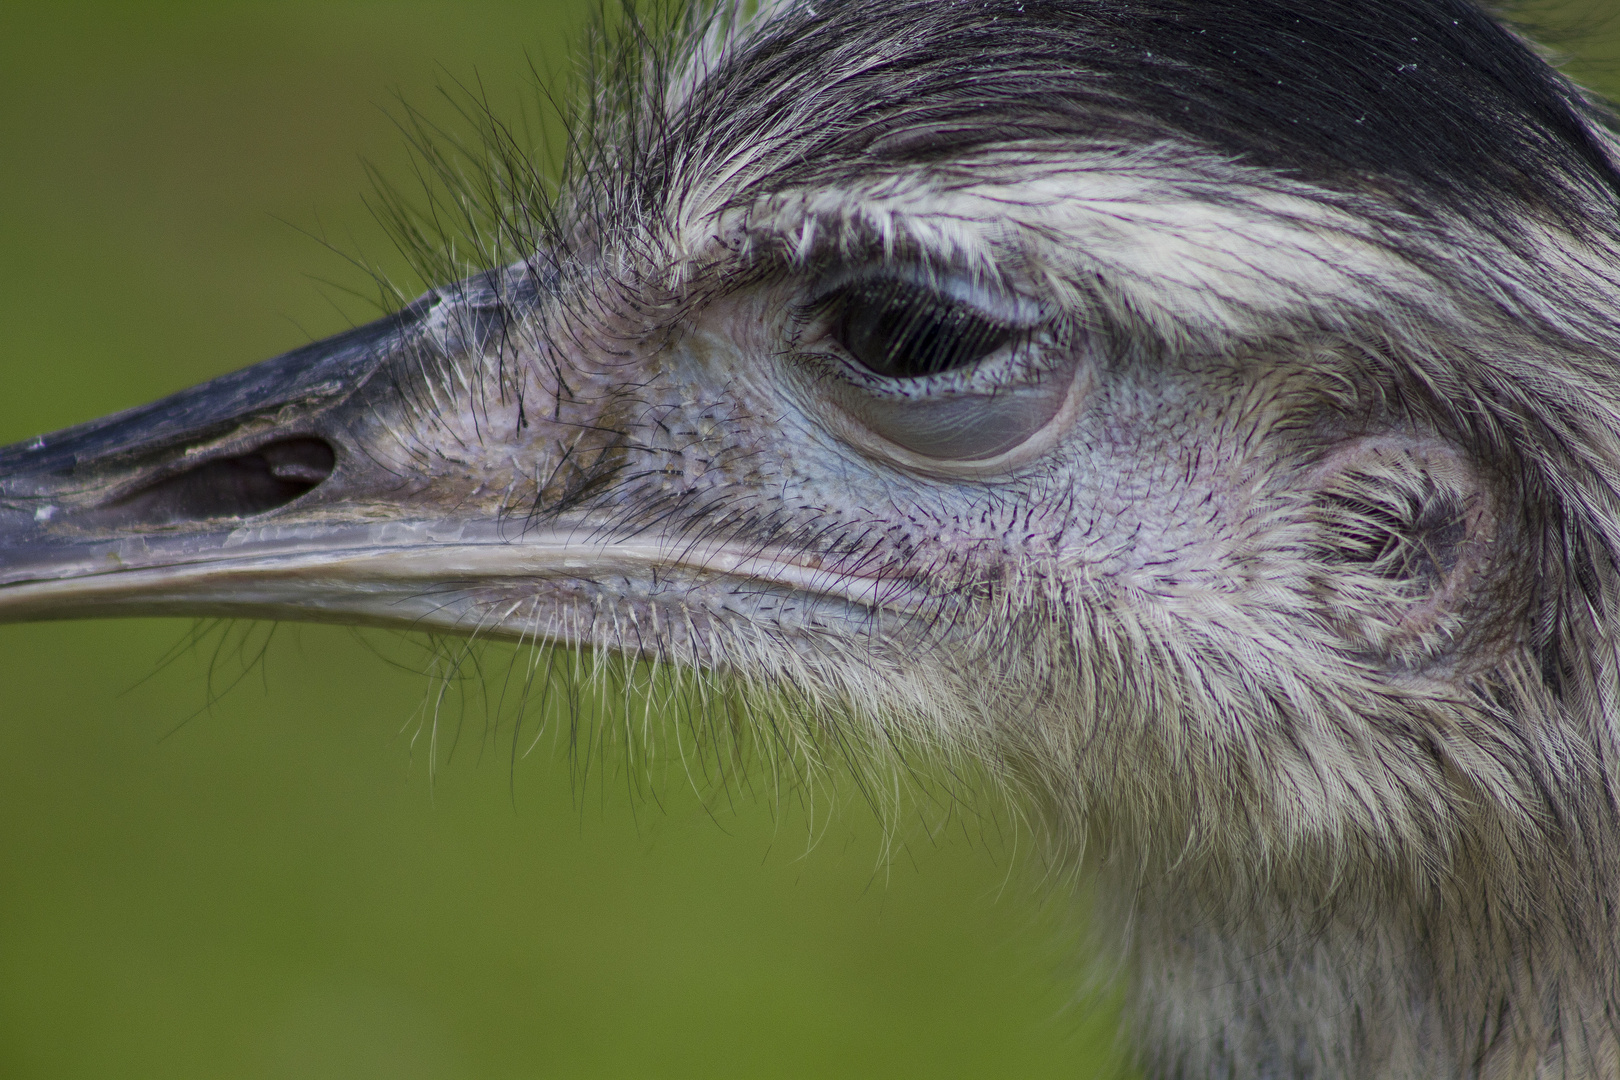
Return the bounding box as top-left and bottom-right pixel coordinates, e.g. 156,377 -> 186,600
10,1 -> 1620,1076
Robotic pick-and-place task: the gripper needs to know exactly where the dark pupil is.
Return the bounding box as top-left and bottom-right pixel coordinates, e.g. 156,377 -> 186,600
831,281 -> 1013,378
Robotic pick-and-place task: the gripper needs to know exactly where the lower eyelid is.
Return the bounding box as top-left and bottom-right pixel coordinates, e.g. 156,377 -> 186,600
844,384 -> 1070,461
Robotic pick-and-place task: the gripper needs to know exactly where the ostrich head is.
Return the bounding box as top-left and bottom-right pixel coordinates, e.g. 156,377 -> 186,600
6,0 -> 1620,1075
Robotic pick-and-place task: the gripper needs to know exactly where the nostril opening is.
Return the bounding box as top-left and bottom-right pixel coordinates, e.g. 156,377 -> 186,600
85,437 -> 335,528
256,438 -> 336,486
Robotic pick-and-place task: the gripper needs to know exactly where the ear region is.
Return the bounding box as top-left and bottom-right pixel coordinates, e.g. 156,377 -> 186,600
1303,439 -> 1505,670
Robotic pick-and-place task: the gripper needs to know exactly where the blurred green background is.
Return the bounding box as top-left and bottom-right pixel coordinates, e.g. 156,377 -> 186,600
0,4 -> 1616,1079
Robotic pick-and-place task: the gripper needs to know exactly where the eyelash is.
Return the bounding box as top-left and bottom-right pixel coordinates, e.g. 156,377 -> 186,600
815,278 -> 1021,380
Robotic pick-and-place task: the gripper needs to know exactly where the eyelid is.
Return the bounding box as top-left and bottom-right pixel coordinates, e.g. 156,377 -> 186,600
820,352 -> 1091,477
807,266 -> 1043,328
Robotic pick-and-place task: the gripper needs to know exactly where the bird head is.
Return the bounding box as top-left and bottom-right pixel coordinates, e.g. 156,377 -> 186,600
4,0 -> 1620,906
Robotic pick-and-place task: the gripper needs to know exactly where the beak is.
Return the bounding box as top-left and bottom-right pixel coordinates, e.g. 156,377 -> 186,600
0,261 -> 910,650
0,268 -> 612,639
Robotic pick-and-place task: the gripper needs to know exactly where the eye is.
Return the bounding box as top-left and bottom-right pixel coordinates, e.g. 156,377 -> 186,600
797,275 -> 1086,473
827,279 -> 1017,379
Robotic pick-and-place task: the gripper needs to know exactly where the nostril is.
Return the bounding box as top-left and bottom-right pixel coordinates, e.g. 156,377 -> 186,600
85,437 -> 335,528
256,438 -> 336,486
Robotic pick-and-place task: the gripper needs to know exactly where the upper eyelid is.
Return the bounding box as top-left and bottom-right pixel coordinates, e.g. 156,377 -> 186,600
727,214 -> 1040,323
806,267 -> 1044,327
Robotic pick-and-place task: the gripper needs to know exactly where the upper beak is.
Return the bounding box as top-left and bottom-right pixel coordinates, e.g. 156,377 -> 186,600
0,270 -> 597,638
